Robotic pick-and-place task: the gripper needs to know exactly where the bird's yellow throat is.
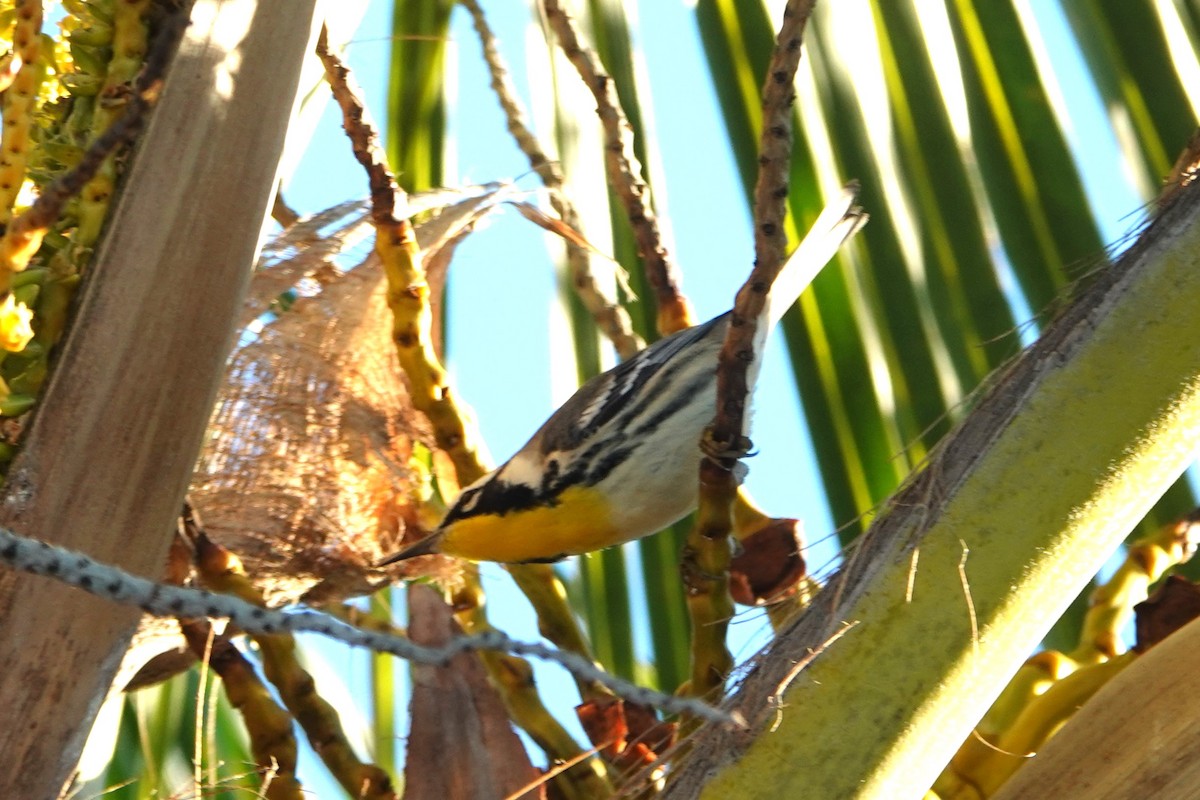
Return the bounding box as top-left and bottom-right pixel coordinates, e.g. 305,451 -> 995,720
438,485 -> 620,563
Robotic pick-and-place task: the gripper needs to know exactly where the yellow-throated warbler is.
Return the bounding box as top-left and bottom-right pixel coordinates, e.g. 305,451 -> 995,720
382,187 -> 866,564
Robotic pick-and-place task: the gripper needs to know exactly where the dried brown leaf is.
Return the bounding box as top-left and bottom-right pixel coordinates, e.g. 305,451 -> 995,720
506,199 -> 616,263
1135,574 -> 1200,652
577,697 -> 676,774
729,518 -> 806,606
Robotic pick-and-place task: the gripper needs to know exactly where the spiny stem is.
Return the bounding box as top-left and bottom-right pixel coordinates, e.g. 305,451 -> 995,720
541,0 -> 692,336
0,525 -> 739,725
686,0 -> 818,708
461,0 -> 642,359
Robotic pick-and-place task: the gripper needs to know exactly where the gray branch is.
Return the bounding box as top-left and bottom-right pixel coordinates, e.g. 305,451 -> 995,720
0,526 -> 737,725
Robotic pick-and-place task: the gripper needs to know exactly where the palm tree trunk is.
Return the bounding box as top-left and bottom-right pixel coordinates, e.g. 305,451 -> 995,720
0,2 -> 317,795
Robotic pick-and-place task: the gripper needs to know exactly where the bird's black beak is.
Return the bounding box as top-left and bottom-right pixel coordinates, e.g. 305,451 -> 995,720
376,533 -> 441,567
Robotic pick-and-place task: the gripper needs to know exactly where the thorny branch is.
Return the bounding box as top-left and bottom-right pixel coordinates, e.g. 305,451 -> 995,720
0,525 -> 738,724
710,0 -> 817,459
685,0 -> 820,703
541,0 -> 693,336
314,28 -> 402,232
461,0 -> 643,359
315,25 -> 489,484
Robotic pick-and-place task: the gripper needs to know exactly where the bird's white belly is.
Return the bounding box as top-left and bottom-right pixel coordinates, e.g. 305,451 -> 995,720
603,400 -> 716,542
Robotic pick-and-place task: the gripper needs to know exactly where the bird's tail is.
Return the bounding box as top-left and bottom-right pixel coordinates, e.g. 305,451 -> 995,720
765,182 -> 868,331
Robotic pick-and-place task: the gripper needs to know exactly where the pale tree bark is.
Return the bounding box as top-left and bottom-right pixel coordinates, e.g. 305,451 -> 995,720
667,181 -> 1200,798
0,2 -> 318,796
993,611 -> 1200,799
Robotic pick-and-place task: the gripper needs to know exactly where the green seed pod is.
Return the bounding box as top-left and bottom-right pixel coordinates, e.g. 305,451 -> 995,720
68,41 -> 109,77
0,393 -> 36,416
33,274 -> 78,347
39,230 -> 69,252
6,359 -> 45,395
12,283 -> 39,308
67,22 -> 113,50
10,268 -> 47,289
28,141 -> 82,175
63,94 -> 97,137
63,0 -> 114,26
12,339 -> 42,359
61,72 -> 102,97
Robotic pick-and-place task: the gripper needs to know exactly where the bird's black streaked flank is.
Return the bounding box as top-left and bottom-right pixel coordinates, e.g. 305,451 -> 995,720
379,186 -> 867,565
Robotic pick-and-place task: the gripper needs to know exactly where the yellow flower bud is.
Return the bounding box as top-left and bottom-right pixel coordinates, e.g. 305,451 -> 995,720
0,294 -> 34,352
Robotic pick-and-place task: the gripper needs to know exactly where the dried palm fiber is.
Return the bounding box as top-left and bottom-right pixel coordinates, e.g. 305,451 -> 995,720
115,188 -> 501,691
188,190 -> 500,608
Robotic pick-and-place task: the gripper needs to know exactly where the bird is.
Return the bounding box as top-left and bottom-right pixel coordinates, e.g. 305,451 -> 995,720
381,186 -> 866,564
